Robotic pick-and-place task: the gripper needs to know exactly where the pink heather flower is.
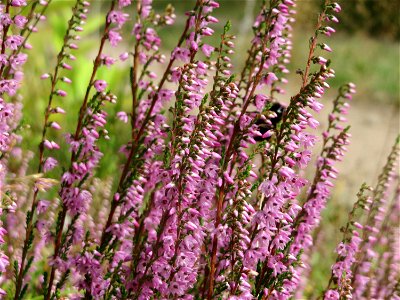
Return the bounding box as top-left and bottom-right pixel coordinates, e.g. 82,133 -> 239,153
141,0 -> 152,18
51,141 -> 61,150
117,111 -> 128,123
119,52 -> 129,61
223,171 -> 234,185
69,43 -> 79,49
108,10 -> 129,28
0,55 -> 8,68
308,98 -> 324,112
239,114 -> 252,130
62,77 -> 72,84
41,73 -> 50,79
279,166 -> 295,179
0,80 -> 18,95
132,23 -> 141,39
143,28 -> 161,50
307,117 -> 319,129
172,47 -> 190,62
5,35 -> 23,50
0,252 -> 9,272
0,13 -> 12,27
255,94 -> 269,110
158,89 -> 174,102
37,200 -> 51,214
11,0 -> 27,7
201,27 -> 214,36
102,55 -> 116,67
13,15 -> 28,28
138,52 -> 147,64
62,62 -> 72,70
13,71 -> 24,81
267,254 -> 287,277
43,140 -> 60,150
0,228 -> 6,244
170,68 -> 181,82
323,26 -> 336,36
43,157 -> 58,172
329,15 -> 339,23
324,290 -> 340,300
118,0 -> 131,8
52,107 -> 66,114
50,122 -> 62,130
263,72 -> 278,85
316,56 -> 328,65
31,26 -> 39,33
108,29 -> 122,47
331,2 -> 341,13
93,80 -> 107,92
56,89 -> 67,97
201,44 -> 214,57
63,188 -> 92,215
206,15 -> 219,23
165,14 -> 175,25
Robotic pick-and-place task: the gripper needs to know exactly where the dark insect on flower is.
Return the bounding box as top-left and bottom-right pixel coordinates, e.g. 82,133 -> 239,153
254,102 -> 286,141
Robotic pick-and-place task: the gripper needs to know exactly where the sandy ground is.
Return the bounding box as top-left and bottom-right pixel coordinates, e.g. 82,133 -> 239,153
328,100 -> 399,202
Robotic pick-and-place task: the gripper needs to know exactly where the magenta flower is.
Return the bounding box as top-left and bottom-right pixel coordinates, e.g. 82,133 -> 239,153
324,290 -> 340,300
201,44 -> 214,57
43,157 -> 58,172
56,89 -> 67,97
93,80 -> 107,92
108,29 -> 122,46
172,47 -> 191,62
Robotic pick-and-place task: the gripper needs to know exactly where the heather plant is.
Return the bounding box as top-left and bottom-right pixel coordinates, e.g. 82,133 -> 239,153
0,0 -> 398,299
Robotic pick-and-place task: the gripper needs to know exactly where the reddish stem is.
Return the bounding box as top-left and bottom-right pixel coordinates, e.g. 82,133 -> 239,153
45,2 -> 116,299
98,10 -> 193,251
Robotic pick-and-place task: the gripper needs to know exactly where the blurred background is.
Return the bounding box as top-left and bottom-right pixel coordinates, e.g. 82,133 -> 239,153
18,0 -> 399,296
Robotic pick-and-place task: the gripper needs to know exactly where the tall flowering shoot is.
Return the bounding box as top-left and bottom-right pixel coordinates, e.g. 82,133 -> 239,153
324,136 -> 399,300
0,0 -> 51,298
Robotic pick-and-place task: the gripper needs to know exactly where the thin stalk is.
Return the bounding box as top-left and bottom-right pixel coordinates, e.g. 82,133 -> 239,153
45,2 -> 116,299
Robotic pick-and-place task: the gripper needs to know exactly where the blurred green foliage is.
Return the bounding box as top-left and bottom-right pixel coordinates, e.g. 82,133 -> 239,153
338,0 -> 400,41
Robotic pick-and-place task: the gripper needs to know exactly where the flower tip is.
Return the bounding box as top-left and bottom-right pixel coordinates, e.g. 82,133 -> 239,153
56,90 -> 67,97
119,52 -> 129,61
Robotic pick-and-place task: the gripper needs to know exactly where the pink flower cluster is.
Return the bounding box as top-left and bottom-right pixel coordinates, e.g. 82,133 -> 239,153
0,0 -> 51,296
0,0 -> 398,300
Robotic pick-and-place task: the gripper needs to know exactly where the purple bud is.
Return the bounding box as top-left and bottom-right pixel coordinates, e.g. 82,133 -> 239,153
62,77 -> 72,84
69,43 -> 79,49
119,52 -> 129,61
50,122 -> 61,130
52,107 -> 66,114
56,90 -> 67,97
332,2 -> 341,12
61,63 -> 72,70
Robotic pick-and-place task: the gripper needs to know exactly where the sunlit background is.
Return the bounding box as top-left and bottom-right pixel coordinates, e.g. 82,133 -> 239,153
17,0 -> 399,296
